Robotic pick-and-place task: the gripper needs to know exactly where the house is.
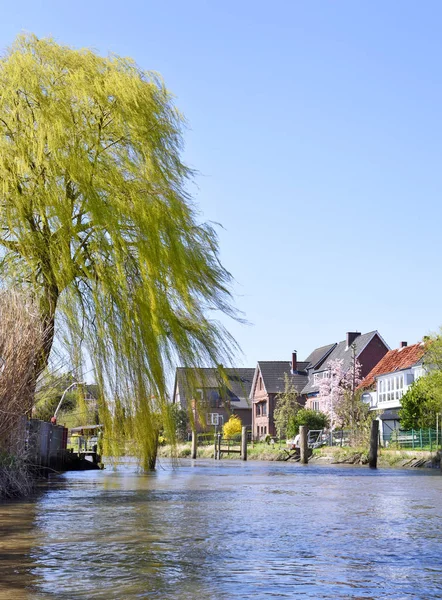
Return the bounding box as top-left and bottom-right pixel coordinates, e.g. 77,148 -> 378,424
172,367 -> 254,432
250,354 -> 310,439
358,341 -> 427,443
250,331 -> 389,440
302,331 -> 390,411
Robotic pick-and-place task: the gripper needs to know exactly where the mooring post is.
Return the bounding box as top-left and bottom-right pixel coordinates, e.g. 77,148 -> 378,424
368,419 -> 379,468
217,433 -> 222,460
191,429 -> 197,460
300,425 -> 308,464
241,426 -> 247,461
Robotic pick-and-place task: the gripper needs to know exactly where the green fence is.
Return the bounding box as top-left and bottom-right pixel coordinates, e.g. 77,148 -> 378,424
384,428 -> 441,451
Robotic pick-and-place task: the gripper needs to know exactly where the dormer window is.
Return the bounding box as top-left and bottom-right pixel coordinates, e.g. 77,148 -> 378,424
313,371 -> 330,385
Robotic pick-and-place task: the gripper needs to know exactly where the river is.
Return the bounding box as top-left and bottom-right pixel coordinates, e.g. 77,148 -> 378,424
0,459 -> 441,599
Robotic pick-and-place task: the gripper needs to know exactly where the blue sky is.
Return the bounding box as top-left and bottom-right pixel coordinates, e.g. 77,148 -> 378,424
2,1 -> 442,367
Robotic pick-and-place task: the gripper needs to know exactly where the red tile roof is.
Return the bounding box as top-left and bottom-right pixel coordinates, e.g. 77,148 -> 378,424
358,342 -> 426,390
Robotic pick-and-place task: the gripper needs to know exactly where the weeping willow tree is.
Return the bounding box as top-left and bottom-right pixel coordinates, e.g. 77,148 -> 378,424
0,34 -> 239,469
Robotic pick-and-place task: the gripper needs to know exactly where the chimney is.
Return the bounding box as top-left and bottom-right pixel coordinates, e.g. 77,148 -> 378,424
291,351 -> 297,373
346,331 -> 361,348
400,341 -> 407,348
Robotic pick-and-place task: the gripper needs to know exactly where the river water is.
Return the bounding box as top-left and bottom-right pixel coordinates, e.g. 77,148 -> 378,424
0,459 -> 441,599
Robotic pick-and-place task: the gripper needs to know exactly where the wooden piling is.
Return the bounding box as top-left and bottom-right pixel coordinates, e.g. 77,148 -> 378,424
191,429 -> 197,460
368,419 -> 379,469
241,427 -> 247,461
299,426 -> 309,464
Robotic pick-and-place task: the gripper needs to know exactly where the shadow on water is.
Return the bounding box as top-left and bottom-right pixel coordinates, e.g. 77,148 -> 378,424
0,460 -> 441,599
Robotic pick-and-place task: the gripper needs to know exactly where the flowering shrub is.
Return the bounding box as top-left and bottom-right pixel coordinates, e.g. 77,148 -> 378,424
223,415 -> 242,439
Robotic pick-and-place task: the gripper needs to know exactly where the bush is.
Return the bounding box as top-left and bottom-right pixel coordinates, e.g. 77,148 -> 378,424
288,409 -> 329,437
223,415 -> 242,438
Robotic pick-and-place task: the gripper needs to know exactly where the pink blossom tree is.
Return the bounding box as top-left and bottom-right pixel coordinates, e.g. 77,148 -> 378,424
316,347 -> 363,430
317,359 -> 345,431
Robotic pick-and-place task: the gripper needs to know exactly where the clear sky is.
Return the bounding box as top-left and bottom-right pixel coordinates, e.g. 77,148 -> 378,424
2,1 -> 442,367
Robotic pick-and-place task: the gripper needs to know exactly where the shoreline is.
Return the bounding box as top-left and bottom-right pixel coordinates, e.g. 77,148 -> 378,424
158,443 -> 441,470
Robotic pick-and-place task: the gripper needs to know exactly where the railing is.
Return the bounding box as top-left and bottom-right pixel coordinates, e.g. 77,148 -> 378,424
216,436 -> 242,458
196,433 -> 215,445
67,435 -> 99,453
384,428 -> 441,451
326,429 -> 352,447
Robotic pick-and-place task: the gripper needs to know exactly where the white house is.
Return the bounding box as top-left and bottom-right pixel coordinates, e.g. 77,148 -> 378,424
359,341 -> 426,444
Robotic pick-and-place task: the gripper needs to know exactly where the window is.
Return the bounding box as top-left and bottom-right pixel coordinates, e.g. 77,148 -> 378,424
259,377 -> 263,391
378,374 -> 405,403
262,403 -> 267,416
256,404 -> 261,416
312,400 -> 320,411
264,426 -> 267,435
414,367 -> 424,380
313,371 -> 330,385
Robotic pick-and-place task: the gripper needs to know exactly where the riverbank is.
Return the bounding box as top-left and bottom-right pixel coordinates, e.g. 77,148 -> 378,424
158,442 -> 441,469
311,446 -> 441,469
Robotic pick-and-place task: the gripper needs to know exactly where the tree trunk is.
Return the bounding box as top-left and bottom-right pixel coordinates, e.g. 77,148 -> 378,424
36,283 -> 59,380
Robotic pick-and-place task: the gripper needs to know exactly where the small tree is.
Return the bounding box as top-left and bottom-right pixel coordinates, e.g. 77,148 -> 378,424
399,371 -> 442,429
223,415 -> 242,439
316,345 -> 362,430
317,359 -> 345,430
170,404 -> 189,442
273,373 -> 301,440
289,409 -> 329,437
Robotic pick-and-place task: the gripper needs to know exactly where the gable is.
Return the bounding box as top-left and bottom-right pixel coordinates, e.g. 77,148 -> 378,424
359,342 -> 426,390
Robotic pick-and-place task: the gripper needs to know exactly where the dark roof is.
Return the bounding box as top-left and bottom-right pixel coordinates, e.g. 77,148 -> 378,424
301,331 -> 387,395
304,343 -> 337,369
359,343 -> 426,390
257,361 -> 309,395
70,424 -> 103,432
174,367 -> 254,409
379,410 -> 400,421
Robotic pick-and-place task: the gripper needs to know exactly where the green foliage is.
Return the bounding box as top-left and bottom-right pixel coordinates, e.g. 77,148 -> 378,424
223,414 -> 242,439
0,34 -> 239,469
399,371 -> 442,429
170,404 -> 188,442
288,409 -> 329,437
273,373 -> 301,439
34,389 -> 75,421
334,389 -> 371,430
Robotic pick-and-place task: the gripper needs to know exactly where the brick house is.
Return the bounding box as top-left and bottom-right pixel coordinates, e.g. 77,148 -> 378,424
251,331 -> 389,439
303,331 -> 390,411
250,354 -> 311,439
172,367 -> 254,432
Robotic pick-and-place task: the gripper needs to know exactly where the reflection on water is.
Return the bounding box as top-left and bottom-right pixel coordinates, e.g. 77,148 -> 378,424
1,460 -> 442,599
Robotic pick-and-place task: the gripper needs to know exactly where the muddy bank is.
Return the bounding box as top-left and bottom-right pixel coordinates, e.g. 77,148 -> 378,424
311,447 -> 441,469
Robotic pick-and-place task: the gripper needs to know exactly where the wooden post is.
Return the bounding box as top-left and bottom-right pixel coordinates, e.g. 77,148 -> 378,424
299,425 -> 308,464
368,419 -> 379,468
241,426 -> 247,461
191,430 -> 197,460
217,433 -> 222,460
214,433 -> 218,460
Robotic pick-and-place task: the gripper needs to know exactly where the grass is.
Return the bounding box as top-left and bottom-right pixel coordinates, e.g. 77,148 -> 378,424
158,440 -> 441,468
158,441 -> 289,461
